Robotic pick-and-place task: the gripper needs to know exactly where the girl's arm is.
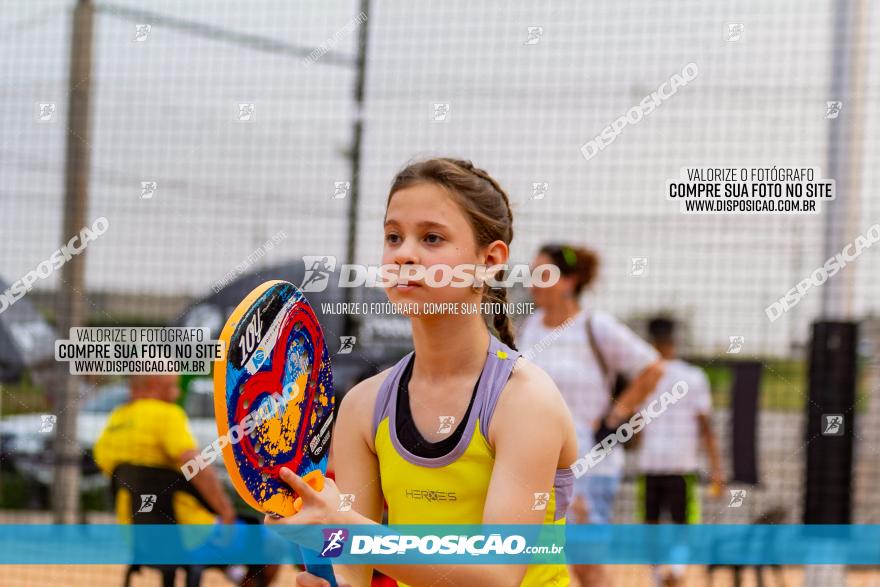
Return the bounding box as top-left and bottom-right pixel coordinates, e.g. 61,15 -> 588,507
328,374 -> 388,586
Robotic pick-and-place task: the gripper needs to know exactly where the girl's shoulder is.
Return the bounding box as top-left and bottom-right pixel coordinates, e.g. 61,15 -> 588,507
340,366 -> 395,416
486,357 -> 569,436
485,356 -> 576,464
337,365 -> 397,449
507,357 -> 567,407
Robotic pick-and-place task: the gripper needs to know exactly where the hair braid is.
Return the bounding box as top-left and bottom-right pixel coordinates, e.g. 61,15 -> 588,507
488,285 -> 518,351
450,161 -> 519,351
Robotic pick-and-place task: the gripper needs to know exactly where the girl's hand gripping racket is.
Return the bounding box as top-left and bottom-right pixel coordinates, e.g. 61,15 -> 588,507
214,280 -> 337,585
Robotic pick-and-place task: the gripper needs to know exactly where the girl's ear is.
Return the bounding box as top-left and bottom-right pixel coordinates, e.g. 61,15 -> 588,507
481,239 -> 509,268
479,240 -> 509,283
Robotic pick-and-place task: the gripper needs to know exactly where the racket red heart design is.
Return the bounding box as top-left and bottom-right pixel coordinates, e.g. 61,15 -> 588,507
214,280 -> 337,584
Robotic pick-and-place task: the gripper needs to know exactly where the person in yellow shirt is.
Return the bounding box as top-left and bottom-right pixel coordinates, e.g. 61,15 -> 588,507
94,373 -> 235,525
94,374 -> 281,586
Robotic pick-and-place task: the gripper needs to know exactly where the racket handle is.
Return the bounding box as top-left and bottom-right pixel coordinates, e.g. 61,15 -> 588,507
301,547 -> 338,587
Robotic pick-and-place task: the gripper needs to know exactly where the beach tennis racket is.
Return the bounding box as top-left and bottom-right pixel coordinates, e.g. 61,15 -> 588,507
214,280 -> 337,585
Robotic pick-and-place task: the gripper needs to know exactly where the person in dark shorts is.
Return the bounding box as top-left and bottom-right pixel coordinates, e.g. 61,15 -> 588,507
636,318 -> 724,587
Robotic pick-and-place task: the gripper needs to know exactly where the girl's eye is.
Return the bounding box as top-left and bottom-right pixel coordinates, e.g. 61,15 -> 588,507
385,233 -> 400,244
425,233 -> 444,244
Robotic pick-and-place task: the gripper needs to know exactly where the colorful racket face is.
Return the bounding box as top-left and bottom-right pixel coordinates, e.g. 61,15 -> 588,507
214,280 -> 335,517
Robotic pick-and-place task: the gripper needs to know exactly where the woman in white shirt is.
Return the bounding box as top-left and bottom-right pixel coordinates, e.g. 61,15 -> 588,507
518,243 -> 664,587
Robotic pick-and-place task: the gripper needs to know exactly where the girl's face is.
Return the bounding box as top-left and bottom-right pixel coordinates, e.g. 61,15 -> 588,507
383,183 -> 506,307
530,252 -> 576,309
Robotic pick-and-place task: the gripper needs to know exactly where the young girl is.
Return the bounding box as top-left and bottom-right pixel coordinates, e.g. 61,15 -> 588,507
267,158 -> 578,586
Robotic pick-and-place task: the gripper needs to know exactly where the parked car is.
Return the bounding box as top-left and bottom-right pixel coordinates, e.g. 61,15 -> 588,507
0,380 -> 223,493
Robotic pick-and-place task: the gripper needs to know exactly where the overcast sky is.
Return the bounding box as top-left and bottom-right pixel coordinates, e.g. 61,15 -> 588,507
2,0 -> 879,356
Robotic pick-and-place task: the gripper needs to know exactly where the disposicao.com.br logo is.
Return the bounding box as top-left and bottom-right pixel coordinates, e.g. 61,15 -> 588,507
300,256 -> 560,292
323,533 -> 563,557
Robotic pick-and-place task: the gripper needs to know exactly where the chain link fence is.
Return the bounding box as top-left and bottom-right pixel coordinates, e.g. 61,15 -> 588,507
2,0 -> 879,584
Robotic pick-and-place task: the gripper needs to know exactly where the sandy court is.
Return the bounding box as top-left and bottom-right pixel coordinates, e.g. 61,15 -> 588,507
2,564 -> 879,586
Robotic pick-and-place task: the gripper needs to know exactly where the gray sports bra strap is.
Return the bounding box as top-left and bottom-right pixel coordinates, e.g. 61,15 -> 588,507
479,335 -> 522,434
371,335 -> 522,439
371,351 -> 414,438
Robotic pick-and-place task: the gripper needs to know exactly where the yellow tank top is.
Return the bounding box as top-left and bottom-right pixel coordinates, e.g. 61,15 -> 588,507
372,335 -> 573,586
93,398 -> 216,525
